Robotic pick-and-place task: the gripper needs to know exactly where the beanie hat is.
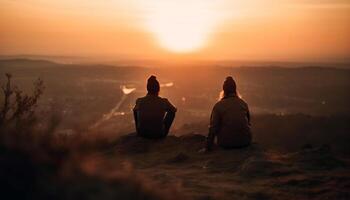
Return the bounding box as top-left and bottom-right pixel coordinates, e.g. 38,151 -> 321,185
147,75 -> 160,94
223,76 -> 236,94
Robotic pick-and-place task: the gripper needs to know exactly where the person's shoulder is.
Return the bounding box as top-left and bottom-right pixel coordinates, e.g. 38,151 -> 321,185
161,97 -> 170,102
161,97 -> 174,104
238,97 -> 249,107
161,97 -> 177,111
238,97 -> 247,104
136,96 -> 144,101
136,96 -> 148,103
213,99 -> 225,110
134,97 -> 145,110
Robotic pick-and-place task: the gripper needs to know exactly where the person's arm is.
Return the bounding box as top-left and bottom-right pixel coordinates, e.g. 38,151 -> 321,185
206,104 -> 220,151
247,107 -> 251,125
133,99 -> 140,133
244,101 -> 251,125
163,99 -> 177,135
133,110 -> 138,129
164,98 -> 177,114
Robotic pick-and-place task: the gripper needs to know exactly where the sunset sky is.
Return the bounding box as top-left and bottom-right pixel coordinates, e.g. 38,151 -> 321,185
1,0 -> 349,62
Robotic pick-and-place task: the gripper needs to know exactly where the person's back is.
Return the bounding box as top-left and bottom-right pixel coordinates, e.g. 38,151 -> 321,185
206,77 -> 252,151
133,76 -> 176,139
211,95 -> 251,148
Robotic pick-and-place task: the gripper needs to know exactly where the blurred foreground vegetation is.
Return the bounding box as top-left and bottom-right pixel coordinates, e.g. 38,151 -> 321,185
1,72 -> 349,200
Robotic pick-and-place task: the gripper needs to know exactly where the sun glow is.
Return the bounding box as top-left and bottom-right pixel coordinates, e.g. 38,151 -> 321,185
142,0 -> 224,53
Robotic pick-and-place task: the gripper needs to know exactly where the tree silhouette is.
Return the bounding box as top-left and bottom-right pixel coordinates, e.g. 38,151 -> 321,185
0,73 -> 44,127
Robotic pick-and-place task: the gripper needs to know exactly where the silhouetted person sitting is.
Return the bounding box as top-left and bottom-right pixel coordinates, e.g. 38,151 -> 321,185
133,75 -> 177,139
206,76 -> 252,151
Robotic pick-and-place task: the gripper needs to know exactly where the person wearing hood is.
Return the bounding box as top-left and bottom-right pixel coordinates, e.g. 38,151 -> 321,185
206,76 -> 252,151
133,75 -> 177,139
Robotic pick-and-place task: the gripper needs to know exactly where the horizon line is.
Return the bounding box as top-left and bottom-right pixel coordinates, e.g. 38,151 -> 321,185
1,54 -> 350,65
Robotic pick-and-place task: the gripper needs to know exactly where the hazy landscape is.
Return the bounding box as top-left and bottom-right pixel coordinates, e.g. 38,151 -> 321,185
2,0 -> 350,198
1,58 -> 350,199
1,58 -> 349,131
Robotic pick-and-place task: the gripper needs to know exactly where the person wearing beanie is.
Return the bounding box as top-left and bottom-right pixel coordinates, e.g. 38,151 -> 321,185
205,76 -> 252,151
133,75 -> 177,139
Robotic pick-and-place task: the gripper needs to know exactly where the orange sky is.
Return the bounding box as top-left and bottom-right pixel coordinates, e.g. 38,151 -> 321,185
0,0 -> 349,62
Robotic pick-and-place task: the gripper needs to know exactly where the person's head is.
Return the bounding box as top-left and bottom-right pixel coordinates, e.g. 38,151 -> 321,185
222,76 -> 237,97
147,75 -> 160,95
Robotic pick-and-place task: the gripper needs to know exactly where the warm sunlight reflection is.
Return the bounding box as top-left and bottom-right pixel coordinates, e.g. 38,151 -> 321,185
121,86 -> 136,95
142,0 -> 224,53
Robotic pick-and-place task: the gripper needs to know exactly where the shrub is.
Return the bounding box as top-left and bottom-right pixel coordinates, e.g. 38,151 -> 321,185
0,73 -> 44,128
0,73 -> 185,200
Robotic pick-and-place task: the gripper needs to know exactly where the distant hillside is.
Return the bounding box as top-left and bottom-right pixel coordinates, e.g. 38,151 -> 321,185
0,58 -> 60,68
0,59 -> 147,80
1,58 -> 349,117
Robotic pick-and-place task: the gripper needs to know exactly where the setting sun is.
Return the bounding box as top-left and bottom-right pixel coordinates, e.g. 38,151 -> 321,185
0,0 -> 349,61
142,0 -> 223,53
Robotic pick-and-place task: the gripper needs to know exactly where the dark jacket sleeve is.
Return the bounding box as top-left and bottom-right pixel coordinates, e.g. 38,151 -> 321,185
163,98 -> 177,113
133,99 -> 140,131
243,100 -> 251,125
206,103 -> 221,151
